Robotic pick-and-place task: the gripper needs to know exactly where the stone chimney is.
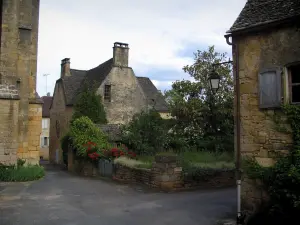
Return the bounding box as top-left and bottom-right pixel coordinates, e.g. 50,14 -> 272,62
61,58 -> 71,77
47,92 -> 50,97
113,42 -> 129,67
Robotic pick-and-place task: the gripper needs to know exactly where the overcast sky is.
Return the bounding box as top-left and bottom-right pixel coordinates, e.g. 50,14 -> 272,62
36,0 -> 246,96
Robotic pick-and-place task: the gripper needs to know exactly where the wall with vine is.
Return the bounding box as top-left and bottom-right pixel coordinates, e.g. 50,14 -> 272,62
244,104 -> 300,222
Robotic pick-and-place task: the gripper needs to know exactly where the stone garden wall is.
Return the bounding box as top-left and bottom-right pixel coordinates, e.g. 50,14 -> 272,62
70,153 -> 235,191
113,155 -> 235,191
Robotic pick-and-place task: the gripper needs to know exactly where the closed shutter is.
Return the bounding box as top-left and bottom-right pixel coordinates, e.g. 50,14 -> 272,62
259,67 -> 282,109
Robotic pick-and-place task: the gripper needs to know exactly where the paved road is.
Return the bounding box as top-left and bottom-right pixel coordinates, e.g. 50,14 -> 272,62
0,165 -> 236,225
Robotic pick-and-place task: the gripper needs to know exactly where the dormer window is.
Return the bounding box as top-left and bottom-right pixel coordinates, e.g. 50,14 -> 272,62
104,85 -> 111,102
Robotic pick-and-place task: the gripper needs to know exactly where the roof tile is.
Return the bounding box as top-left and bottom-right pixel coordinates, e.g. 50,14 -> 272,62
229,0 -> 300,33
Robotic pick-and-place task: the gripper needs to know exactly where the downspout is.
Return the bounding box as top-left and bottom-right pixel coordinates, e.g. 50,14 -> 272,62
224,34 -> 243,224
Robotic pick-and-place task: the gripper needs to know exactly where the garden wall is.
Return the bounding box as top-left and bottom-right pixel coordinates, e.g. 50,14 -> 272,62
113,155 -> 235,191
71,154 -> 235,191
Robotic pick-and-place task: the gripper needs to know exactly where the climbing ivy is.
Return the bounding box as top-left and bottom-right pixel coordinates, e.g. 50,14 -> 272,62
244,104 -> 300,220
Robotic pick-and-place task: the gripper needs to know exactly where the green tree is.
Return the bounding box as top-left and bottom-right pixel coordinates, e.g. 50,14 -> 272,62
120,109 -> 168,156
72,82 -> 107,124
165,46 -> 234,151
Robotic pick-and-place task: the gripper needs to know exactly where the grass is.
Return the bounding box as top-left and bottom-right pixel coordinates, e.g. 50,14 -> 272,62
114,156 -> 152,169
0,164 -> 45,182
115,151 -> 234,170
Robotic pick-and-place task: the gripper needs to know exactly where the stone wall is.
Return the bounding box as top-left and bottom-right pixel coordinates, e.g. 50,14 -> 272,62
0,88 -> 19,165
182,169 -> 235,189
113,155 -> 235,191
232,26 -> 300,212
114,164 -> 152,185
23,104 -> 42,165
97,66 -> 148,124
0,0 -> 41,165
49,81 -> 73,164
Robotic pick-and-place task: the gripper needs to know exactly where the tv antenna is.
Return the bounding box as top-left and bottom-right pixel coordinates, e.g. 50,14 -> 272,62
43,74 -> 50,95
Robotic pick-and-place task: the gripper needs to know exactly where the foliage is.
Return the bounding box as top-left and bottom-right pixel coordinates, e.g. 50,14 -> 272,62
72,81 -> 107,124
0,160 -> 45,182
114,156 -> 151,169
165,46 -> 234,152
69,116 -> 109,159
244,104 -> 300,220
120,109 -> 169,155
103,144 -> 136,161
61,133 -> 72,152
61,133 -> 72,166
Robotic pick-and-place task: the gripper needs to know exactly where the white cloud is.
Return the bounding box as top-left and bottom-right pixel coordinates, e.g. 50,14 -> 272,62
36,0 -> 246,96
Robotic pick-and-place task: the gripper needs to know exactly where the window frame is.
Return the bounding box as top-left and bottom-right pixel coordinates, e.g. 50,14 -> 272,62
43,137 -> 48,146
104,84 -> 111,102
287,62 -> 300,105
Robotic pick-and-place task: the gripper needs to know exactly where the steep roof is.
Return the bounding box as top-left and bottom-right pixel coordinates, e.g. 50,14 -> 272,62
41,96 -> 52,118
137,77 -> 169,112
62,69 -> 87,105
228,0 -> 300,33
55,59 -> 168,112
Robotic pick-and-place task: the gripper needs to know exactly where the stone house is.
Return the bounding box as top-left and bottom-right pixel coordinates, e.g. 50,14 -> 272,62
40,93 -> 52,161
49,42 -> 169,164
226,0 -> 300,214
0,0 -> 42,165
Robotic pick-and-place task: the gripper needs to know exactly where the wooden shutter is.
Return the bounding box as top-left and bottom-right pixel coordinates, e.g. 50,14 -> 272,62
259,67 -> 282,109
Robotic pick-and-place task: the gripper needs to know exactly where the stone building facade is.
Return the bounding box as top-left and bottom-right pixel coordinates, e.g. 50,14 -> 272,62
226,0 -> 300,214
0,0 -> 42,165
49,42 -> 169,164
40,94 -> 52,160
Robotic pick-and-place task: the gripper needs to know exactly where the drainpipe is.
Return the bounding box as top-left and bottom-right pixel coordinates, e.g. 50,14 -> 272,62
224,34 -> 244,224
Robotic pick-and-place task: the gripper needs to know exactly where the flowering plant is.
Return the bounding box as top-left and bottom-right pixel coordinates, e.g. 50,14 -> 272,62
103,144 -> 136,160
83,142 -> 136,162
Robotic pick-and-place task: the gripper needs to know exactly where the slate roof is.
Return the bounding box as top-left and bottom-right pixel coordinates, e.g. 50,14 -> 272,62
56,59 -> 168,112
228,0 -> 300,33
41,96 -> 53,118
62,69 -> 87,105
137,77 -> 169,112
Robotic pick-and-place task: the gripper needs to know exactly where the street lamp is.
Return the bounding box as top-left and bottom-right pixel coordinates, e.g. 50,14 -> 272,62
208,70 -> 221,94
208,59 -> 233,94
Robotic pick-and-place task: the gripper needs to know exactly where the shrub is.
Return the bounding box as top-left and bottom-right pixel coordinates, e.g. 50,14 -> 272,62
61,133 -> 73,166
69,116 -> 109,159
103,144 -> 136,161
114,156 -> 151,169
72,81 -> 107,124
120,109 -> 169,155
0,160 -> 45,182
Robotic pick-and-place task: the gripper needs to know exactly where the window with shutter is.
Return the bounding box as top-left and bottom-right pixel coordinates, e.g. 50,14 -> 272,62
259,67 -> 282,109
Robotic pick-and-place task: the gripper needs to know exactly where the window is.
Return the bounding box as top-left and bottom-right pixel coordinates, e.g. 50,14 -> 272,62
40,137 -> 49,147
288,64 -> 300,104
43,137 -> 48,146
104,85 -> 111,102
42,119 -> 48,129
259,67 -> 282,109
